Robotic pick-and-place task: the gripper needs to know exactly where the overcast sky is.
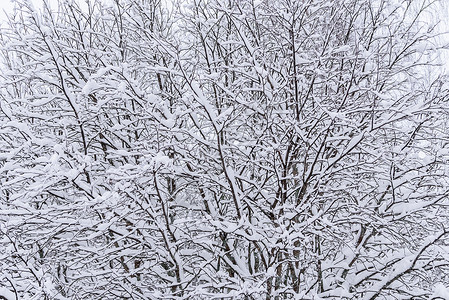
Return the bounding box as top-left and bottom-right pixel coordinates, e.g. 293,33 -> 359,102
0,0 -> 14,21
0,0 -> 59,23
0,0 -> 447,72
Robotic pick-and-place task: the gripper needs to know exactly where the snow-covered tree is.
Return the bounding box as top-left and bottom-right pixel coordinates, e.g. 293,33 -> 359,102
1,0 -> 449,299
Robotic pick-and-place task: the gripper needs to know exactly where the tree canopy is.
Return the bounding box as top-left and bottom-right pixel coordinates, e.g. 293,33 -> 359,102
1,0 -> 449,299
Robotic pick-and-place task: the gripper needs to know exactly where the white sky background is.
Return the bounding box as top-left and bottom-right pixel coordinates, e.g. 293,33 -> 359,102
0,0 -> 58,23
436,5 -> 449,73
0,0 -> 15,19
0,0 -> 447,71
